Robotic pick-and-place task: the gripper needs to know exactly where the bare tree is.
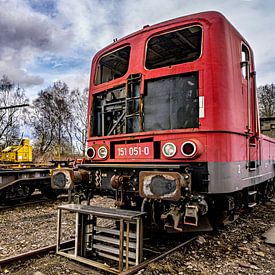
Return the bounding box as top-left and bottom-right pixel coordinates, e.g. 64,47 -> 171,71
31,81 -> 73,156
257,84 -> 275,118
70,88 -> 88,156
0,75 -> 29,147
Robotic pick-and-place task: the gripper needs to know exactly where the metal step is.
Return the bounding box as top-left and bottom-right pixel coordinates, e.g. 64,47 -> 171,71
94,226 -> 137,239
93,235 -> 136,249
93,243 -> 136,260
57,204 -> 145,273
97,251 -> 136,265
248,190 -> 257,196
248,202 -> 257,208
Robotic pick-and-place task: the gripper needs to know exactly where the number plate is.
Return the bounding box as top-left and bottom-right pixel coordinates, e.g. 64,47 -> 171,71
115,142 -> 154,159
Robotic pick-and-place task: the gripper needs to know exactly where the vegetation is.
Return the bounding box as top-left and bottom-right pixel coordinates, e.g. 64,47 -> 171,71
0,75 -> 29,147
257,84 -> 275,118
0,75 -> 88,160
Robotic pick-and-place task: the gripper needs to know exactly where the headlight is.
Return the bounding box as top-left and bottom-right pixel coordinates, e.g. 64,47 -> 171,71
98,146 -> 108,159
86,147 -> 96,159
162,142 -> 177,157
181,141 -> 196,157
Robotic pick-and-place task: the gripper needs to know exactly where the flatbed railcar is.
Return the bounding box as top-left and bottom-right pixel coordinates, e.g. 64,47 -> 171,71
0,138 -> 64,204
0,167 -> 53,204
52,11 -> 275,231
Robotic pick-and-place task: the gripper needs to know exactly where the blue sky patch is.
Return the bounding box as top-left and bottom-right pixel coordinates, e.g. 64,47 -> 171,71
28,0 -> 58,18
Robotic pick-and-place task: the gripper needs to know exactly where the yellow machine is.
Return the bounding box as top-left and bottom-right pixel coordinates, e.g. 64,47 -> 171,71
1,138 -> 33,163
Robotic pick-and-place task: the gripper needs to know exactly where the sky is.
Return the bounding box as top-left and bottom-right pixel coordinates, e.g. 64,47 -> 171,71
0,0 -> 275,98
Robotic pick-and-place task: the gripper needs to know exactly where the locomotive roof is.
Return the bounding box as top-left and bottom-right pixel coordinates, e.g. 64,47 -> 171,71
93,11 -> 246,59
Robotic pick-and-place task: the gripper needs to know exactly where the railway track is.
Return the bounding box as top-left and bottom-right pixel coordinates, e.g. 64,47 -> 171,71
0,240 -> 74,266
121,235 -> 197,275
0,236 -> 197,274
0,194 -> 68,210
1,197 -> 274,274
0,195 -> 49,210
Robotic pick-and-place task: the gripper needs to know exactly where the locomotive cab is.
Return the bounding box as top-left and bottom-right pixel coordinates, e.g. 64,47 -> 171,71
53,11 -> 275,232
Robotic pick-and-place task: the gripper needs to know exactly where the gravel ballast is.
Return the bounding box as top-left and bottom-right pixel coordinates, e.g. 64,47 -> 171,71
0,197 -> 274,274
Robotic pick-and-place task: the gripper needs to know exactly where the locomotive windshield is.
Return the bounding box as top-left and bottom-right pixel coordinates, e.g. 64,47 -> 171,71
95,46 -> 131,85
143,73 -> 199,131
145,26 -> 202,69
91,72 -> 199,136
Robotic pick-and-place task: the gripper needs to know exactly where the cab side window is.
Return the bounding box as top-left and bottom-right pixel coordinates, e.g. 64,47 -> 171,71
241,44 -> 250,79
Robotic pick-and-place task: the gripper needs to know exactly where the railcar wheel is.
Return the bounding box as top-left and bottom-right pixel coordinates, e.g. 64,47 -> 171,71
0,190 -> 6,205
0,184 -> 35,204
21,185 -> 35,198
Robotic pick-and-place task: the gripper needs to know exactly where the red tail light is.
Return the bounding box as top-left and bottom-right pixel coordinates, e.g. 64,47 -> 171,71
181,141 -> 197,157
86,147 -> 96,159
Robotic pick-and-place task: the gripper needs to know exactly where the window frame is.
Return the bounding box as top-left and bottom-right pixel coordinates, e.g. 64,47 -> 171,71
94,45 -> 131,86
144,24 -> 203,70
241,43 -> 250,80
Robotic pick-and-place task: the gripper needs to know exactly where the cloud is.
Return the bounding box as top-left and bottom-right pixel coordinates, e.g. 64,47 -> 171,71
0,0 -> 72,88
54,0 -> 275,86
0,0 -> 275,98
55,0 -> 123,51
0,1 -> 71,52
0,46 -> 44,87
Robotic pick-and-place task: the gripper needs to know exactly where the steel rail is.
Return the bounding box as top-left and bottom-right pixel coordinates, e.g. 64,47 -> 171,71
0,196 -> 48,210
0,236 -> 196,273
0,194 -> 68,210
0,240 -> 74,266
121,236 -> 197,275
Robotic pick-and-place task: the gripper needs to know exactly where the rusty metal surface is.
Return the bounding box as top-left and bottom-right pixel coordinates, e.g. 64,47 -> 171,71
139,171 -> 183,200
111,174 -> 131,189
0,240 -> 74,266
51,168 -> 74,190
262,225 -> 275,245
51,168 -> 89,191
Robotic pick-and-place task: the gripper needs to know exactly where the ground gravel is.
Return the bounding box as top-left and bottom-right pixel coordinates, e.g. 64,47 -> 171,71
0,196 -> 113,274
143,199 -> 275,275
0,197 -> 274,274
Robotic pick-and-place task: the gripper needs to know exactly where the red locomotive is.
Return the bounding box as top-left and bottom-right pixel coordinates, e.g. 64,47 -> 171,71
54,11 -> 275,231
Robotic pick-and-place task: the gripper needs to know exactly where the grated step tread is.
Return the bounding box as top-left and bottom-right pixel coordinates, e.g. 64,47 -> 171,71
93,243 -> 136,260
94,235 -> 136,249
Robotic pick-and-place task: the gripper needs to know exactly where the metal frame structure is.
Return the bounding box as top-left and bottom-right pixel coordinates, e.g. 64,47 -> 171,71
56,204 -> 145,274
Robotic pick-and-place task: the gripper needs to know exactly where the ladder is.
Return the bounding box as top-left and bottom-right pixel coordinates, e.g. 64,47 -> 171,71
125,74 -> 142,133
56,204 -> 145,274
248,190 -> 258,208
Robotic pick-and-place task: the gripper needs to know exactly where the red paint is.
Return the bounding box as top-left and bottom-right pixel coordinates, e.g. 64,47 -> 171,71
86,11 -> 275,166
